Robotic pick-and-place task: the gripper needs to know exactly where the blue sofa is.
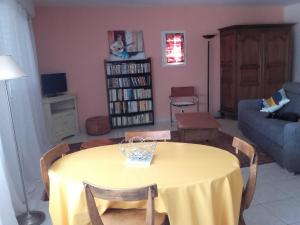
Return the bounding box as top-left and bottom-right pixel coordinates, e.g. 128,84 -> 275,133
238,82 -> 300,173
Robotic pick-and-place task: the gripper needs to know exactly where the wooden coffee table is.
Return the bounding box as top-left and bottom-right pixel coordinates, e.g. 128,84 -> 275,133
176,112 -> 221,142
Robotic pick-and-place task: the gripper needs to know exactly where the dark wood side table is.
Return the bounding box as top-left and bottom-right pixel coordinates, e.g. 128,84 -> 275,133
176,112 -> 221,142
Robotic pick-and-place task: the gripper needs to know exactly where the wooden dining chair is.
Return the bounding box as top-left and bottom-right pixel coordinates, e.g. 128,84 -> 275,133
40,143 -> 70,200
169,86 -> 199,123
125,130 -> 171,142
83,182 -> 169,225
232,137 -> 258,225
80,139 -> 115,149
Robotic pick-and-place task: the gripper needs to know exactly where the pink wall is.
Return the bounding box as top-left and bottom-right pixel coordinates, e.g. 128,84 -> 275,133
33,5 -> 283,129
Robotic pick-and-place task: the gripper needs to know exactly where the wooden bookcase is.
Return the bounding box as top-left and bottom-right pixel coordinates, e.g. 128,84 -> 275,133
105,58 -> 154,128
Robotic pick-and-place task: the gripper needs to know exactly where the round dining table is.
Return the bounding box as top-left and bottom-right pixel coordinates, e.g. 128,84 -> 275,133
48,142 -> 243,225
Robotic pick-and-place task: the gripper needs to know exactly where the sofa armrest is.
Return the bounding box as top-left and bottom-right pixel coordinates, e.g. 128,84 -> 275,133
238,99 -> 261,118
238,99 -> 261,122
238,99 -> 261,111
283,123 -> 300,172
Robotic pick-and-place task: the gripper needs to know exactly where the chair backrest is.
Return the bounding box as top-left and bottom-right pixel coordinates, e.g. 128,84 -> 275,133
232,137 -> 258,211
125,130 -> 171,142
84,182 -> 158,225
40,143 -> 70,197
170,86 -> 196,97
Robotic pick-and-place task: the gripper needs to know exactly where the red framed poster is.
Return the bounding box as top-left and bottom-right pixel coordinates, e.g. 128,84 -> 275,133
161,31 -> 186,66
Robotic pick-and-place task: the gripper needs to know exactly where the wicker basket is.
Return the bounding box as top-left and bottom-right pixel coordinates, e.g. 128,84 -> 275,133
85,116 -> 111,136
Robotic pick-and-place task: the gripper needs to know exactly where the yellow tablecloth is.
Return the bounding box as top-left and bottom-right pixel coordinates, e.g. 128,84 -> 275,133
49,142 -> 243,225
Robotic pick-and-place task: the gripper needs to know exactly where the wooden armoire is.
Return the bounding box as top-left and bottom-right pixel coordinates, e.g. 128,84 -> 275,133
219,24 -> 293,115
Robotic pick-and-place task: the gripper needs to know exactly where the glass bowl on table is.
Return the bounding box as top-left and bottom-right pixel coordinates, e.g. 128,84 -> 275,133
118,137 -> 157,167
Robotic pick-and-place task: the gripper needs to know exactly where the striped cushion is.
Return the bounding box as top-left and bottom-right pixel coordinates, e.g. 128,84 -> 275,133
260,88 -> 290,113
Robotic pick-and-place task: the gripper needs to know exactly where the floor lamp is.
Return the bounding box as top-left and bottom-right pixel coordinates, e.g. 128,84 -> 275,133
0,55 -> 45,225
203,34 -> 216,113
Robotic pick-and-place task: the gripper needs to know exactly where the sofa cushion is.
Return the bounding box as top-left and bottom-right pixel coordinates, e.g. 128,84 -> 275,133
240,108 -> 286,147
262,119 -> 287,147
281,82 -> 300,115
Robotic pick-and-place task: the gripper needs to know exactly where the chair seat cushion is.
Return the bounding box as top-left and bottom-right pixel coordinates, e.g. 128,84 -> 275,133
101,208 -> 167,225
171,101 -> 195,106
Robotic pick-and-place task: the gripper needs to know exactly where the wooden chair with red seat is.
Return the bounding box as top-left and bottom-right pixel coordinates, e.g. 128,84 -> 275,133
232,137 -> 258,225
169,86 -> 199,124
125,130 -> 171,142
40,143 -> 70,201
83,183 -> 169,225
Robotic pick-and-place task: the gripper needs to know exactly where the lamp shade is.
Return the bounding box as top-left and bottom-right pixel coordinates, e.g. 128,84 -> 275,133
0,55 -> 26,80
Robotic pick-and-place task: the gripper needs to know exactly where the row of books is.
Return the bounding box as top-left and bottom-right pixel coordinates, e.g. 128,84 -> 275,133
107,76 -> 150,88
109,100 -> 153,115
108,89 -> 152,102
111,113 -> 153,127
106,62 -> 151,75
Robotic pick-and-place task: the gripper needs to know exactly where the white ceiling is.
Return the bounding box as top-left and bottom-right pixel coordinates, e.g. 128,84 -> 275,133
34,0 -> 300,6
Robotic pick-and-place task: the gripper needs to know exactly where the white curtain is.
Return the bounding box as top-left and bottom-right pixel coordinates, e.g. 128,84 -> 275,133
0,137 -> 18,225
0,0 -> 50,216
16,0 -> 34,17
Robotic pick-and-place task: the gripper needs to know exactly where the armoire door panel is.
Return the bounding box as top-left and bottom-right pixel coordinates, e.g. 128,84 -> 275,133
220,31 -> 236,62
221,84 -> 235,111
220,31 -> 236,112
238,86 -> 261,100
264,28 -> 291,63
264,83 -> 283,98
237,29 -> 263,100
265,63 -> 286,83
237,30 -> 262,66
221,63 -> 233,83
240,66 -> 260,86
221,65 -> 236,111
264,28 -> 292,97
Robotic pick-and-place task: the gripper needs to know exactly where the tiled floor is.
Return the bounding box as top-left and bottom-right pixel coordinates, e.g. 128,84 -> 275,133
29,118 -> 300,225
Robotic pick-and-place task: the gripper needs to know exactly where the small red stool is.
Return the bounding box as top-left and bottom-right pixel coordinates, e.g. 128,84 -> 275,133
86,116 -> 111,136
80,139 -> 114,149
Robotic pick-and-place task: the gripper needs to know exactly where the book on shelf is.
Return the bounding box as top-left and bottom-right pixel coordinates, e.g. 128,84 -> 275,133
111,112 -> 153,127
109,100 -> 152,115
106,62 -> 151,76
107,77 -> 150,88
108,89 -> 152,102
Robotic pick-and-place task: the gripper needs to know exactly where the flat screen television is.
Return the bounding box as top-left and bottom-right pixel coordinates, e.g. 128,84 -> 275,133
41,73 -> 67,97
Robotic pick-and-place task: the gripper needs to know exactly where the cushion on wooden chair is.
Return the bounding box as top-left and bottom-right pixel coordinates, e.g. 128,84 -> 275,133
101,209 -> 167,225
171,101 -> 195,107
169,86 -> 199,123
